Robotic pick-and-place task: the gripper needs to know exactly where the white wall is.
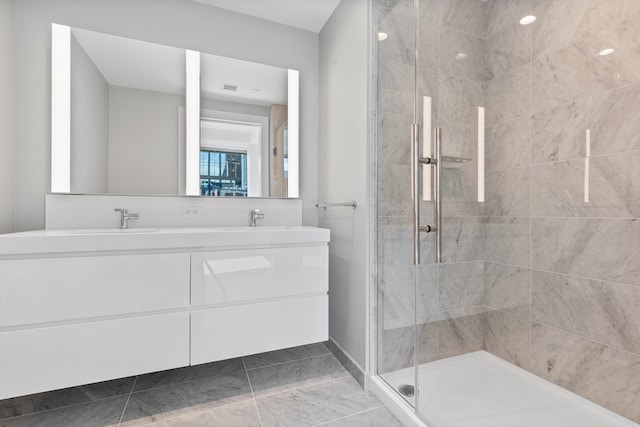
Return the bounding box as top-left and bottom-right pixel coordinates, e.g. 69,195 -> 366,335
319,0 -> 369,371
0,0 -> 15,234
11,0 -> 319,232
70,34 -> 109,194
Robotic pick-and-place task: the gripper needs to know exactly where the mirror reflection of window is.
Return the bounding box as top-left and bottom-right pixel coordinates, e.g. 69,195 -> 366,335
199,118 -> 261,197
200,150 -> 248,197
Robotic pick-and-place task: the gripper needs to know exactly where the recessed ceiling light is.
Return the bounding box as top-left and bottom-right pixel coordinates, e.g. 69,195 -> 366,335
519,15 -> 536,25
455,53 -> 467,60
378,32 -> 388,41
598,48 -> 615,56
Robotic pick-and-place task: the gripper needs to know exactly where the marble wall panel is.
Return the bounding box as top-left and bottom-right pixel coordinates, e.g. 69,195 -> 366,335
377,319 -> 439,374
532,0 -> 549,9
377,7 -> 415,65
531,270 -> 640,355
374,0 -> 413,17
485,116 -> 530,172
485,21 -> 531,81
531,218 -> 640,286
440,216 -> 485,263
483,217 -> 531,268
441,169 -> 479,217
484,166 -> 530,217
484,0 -> 531,38
484,262 -> 530,320
378,264 -> 439,330
484,65 -> 530,126
439,27 -> 488,81
438,121 -> 475,161
438,307 -> 486,359
530,323 -> 640,423
377,216 -> 413,271
378,164 -> 412,217
531,84 -> 640,164
484,309 -> 531,369
438,74 -> 484,125
378,60 -> 415,115
532,17 -> 640,113
531,151 -> 640,218
378,112 -> 412,166
418,14 -> 439,72
417,69 -> 439,123
439,0 -> 487,38
532,0 -> 640,57
439,261 -> 485,311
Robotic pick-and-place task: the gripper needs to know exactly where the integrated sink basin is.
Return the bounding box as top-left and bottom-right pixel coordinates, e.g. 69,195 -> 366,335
66,228 -> 160,235
0,226 -> 330,256
222,226 -> 298,231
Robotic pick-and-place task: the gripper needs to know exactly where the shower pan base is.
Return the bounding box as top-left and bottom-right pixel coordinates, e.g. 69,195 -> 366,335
379,351 -> 639,427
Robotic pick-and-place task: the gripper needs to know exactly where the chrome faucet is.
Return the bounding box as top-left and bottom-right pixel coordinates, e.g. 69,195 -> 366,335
114,208 -> 139,229
250,209 -> 264,227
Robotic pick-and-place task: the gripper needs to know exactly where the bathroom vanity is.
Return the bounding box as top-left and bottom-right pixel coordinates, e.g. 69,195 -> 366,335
0,226 -> 329,399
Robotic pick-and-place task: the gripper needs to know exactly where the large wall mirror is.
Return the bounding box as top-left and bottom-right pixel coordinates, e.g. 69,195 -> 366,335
51,24 -> 299,198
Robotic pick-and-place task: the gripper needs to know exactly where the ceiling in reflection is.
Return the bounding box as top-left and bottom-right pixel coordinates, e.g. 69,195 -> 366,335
192,0 -> 341,33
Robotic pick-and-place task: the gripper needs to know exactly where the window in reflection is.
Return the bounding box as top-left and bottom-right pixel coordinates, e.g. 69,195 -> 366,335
199,150 -> 248,197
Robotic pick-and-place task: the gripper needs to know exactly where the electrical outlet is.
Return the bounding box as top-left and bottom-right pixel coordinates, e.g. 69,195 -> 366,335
182,206 -> 202,217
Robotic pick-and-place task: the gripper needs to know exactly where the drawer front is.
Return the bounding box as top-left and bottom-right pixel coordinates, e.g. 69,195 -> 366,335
191,295 -> 328,365
191,246 -> 328,306
0,312 -> 189,399
0,253 -> 190,327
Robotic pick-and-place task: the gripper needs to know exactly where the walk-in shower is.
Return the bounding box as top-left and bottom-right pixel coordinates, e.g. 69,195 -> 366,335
372,0 -> 640,425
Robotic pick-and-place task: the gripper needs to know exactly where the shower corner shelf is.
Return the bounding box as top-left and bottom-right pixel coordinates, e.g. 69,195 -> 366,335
441,155 -> 471,169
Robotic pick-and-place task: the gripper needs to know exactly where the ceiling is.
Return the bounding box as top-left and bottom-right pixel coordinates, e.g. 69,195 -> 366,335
192,0 -> 341,33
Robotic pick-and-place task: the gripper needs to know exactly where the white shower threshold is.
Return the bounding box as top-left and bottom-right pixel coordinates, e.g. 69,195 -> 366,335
371,351 -> 639,427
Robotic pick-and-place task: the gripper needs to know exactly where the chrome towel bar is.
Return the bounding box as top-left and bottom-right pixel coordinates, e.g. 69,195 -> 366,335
315,201 -> 358,209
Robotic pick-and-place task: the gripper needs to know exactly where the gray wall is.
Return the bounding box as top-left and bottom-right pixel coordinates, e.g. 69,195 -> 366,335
108,86 -> 183,195
0,0 -> 15,234
319,0 -> 369,371
10,0 -> 319,231
70,33 -> 108,194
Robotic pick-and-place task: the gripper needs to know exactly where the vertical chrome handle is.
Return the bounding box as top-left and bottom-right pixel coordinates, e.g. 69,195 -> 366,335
434,127 -> 442,264
413,126 -> 442,265
411,123 -> 420,265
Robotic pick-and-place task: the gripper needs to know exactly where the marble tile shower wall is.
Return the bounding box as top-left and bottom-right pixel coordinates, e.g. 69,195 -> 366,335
375,0 -> 640,422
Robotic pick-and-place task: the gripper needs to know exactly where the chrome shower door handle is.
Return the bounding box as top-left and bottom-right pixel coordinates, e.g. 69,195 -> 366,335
411,123 -> 420,265
411,125 -> 442,265
434,127 -> 442,264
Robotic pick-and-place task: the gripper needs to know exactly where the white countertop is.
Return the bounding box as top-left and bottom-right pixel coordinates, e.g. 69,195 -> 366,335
0,226 -> 330,257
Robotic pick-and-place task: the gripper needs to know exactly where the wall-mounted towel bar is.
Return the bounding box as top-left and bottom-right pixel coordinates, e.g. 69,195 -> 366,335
315,201 -> 358,209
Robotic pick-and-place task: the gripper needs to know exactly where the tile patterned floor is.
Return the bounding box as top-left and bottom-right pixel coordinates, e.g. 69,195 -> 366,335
0,343 -> 403,427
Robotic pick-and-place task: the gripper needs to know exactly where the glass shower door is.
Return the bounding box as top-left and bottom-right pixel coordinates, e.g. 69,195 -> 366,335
374,0 -> 421,409
375,0 -> 485,423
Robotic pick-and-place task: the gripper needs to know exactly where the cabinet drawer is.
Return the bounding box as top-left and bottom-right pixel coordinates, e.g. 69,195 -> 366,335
191,246 -> 328,306
191,295 -> 328,365
0,253 -> 190,327
0,312 -> 189,399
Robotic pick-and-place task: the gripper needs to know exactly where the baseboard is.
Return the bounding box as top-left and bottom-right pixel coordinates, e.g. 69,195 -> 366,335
325,338 -> 365,387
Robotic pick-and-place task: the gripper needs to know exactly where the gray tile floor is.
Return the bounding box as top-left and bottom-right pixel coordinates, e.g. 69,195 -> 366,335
0,343 -> 403,427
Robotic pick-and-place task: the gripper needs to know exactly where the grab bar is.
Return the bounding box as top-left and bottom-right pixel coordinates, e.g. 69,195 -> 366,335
411,125 -> 442,265
316,201 -> 357,209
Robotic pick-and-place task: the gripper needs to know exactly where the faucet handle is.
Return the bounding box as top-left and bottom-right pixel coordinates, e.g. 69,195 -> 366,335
114,208 -> 128,214
250,208 -> 264,227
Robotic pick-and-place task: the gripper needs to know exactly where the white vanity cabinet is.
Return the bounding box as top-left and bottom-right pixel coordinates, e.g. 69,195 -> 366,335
190,246 -> 328,364
0,226 -> 330,400
0,253 -> 191,399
